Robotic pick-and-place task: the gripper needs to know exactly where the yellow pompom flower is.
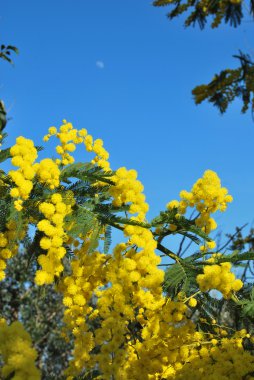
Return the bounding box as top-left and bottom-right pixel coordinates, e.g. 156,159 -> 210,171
188,297 -> 198,307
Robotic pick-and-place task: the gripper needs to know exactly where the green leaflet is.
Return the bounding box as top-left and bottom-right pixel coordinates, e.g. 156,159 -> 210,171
87,220 -> 101,253
242,301 -> 254,317
65,206 -> 98,239
151,209 -> 210,245
151,209 -> 176,226
104,225 -> 112,254
163,259 -> 199,295
60,162 -> 115,185
0,148 -> 11,163
214,251 -> 254,264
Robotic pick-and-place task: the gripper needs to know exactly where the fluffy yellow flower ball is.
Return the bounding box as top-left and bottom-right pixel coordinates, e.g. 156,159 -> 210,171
196,255 -> 243,298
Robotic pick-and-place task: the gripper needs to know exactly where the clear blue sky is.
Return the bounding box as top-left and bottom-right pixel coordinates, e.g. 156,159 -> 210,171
1,0 -> 254,244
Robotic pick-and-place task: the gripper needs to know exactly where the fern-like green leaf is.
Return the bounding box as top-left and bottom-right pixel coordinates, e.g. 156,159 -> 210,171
163,260 -> 199,295
104,225 -> 112,254
88,221 -> 101,253
60,162 -> 115,185
176,230 -> 201,245
163,262 -> 187,292
151,209 -> 177,227
216,251 -> 254,264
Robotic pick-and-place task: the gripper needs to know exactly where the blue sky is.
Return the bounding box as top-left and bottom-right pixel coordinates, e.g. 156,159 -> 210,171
1,0 -> 254,248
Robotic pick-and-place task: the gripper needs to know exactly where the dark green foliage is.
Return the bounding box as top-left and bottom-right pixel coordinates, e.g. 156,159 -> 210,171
0,250 -> 72,379
0,148 -> 11,163
153,0 -> 246,29
0,198 -> 11,232
241,297 -> 254,318
0,44 -> 18,65
153,1 -> 254,118
0,102 -> 7,132
229,226 -> 254,253
223,226 -> 254,283
0,42 -> 18,131
192,52 -> 254,114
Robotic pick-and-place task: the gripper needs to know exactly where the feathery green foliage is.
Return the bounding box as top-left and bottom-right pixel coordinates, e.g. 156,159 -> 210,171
153,1 -> 254,118
153,0 -> 245,29
192,52 -> 254,114
0,44 -> 18,65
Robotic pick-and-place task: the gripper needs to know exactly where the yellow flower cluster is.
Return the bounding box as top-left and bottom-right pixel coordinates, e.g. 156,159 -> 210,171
109,167 -> 149,216
61,246 -> 109,378
167,170 -> 233,251
0,319 -> 41,380
5,123 -> 253,380
57,153 -> 244,379
89,137 -> 110,170
9,136 -> 38,211
167,199 -> 180,210
62,164 -> 251,378
43,120 -> 110,169
35,193 -> 71,285
63,170 -> 184,379
178,170 -> 232,232
0,221 -> 22,281
34,158 -> 60,189
174,331 -> 254,379
196,254 -> 243,298
124,315 -> 254,379
0,232 -> 8,281
44,122 -> 83,165
93,240 -> 166,378
125,312 -> 198,378
9,136 -> 61,201
59,160 -> 169,378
